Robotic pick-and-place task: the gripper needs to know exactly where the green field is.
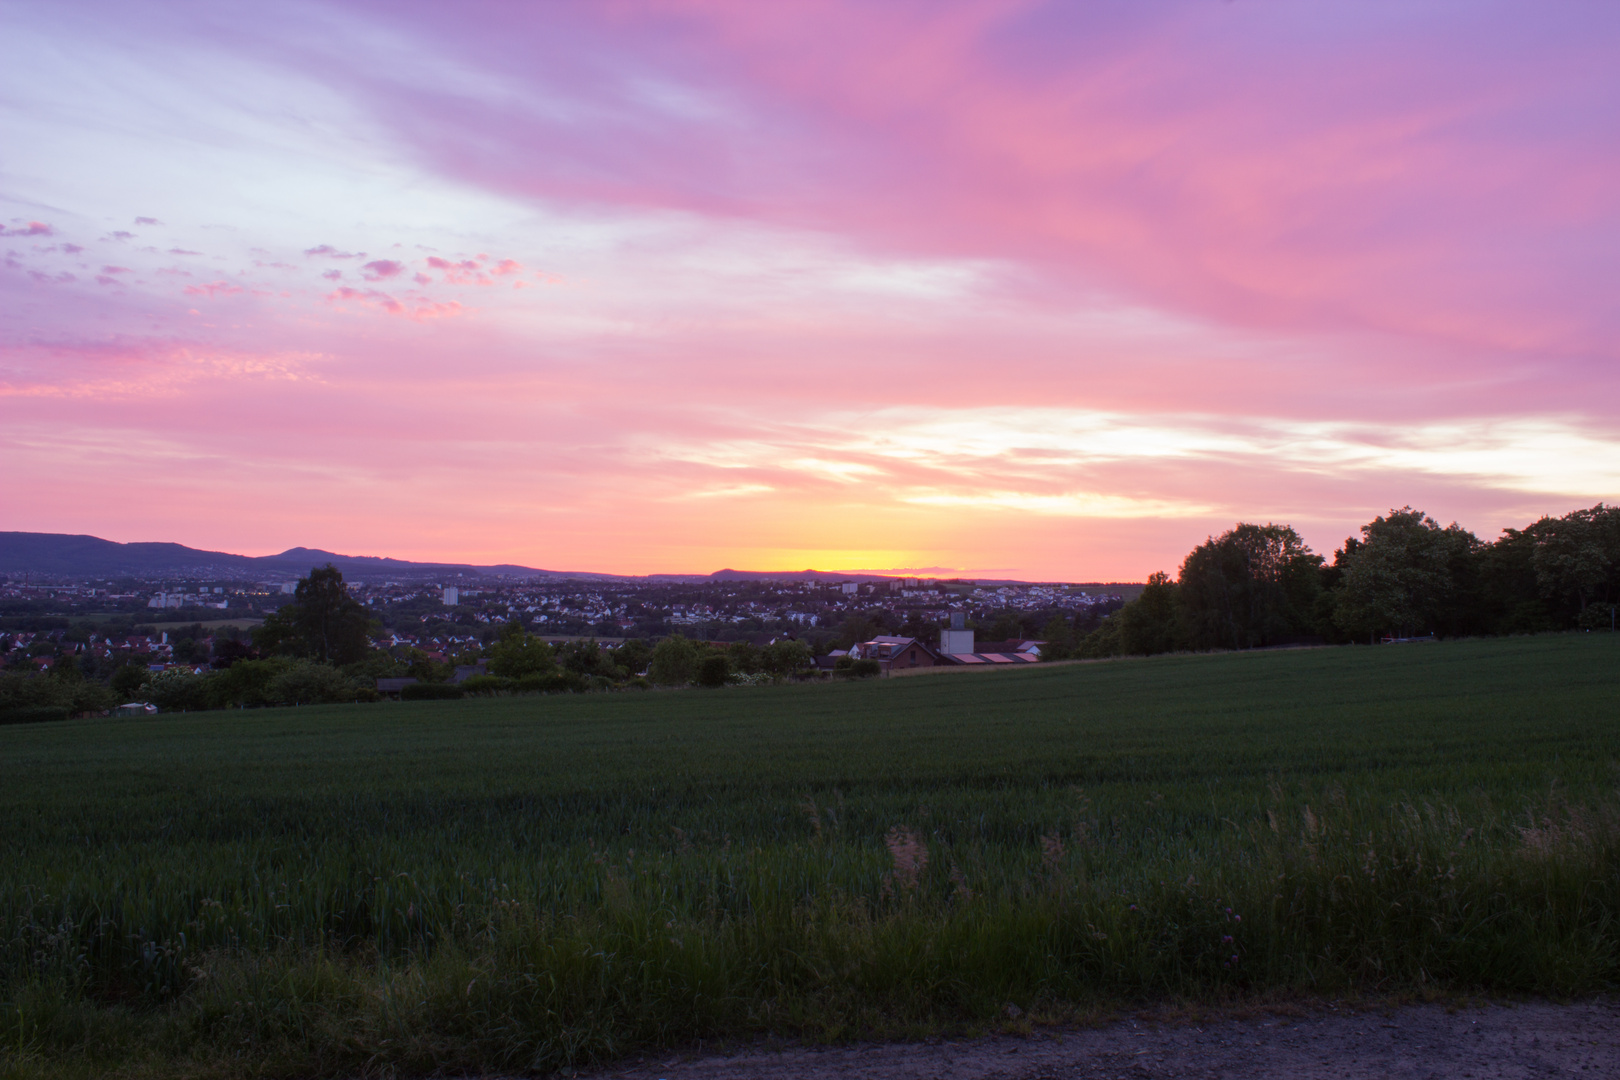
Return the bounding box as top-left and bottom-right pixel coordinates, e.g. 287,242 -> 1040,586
3,636 -> 1618,1078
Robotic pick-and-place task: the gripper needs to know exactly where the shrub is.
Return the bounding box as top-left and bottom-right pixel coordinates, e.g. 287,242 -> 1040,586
696,654 -> 731,688
458,675 -> 514,696
267,661 -> 361,705
0,705 -> 70,726
144,669 -> 214,712
210,658 -> 290,708
647,635 -> 698,686
514,670 -> 587,694
761,639 -> 814,678
401,682 -> 464,701
110,664 -> 150,698
839,658 -> 882,679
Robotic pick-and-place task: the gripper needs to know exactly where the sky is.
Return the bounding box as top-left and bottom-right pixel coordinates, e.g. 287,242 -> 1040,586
3,1 -> 1617,580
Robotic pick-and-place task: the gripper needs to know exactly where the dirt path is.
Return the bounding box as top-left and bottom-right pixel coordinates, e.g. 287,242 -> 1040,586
594,1001 -> 1617,1079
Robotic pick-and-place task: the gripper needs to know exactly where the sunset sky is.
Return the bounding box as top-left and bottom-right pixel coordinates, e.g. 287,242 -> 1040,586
3,1 -> 1617,579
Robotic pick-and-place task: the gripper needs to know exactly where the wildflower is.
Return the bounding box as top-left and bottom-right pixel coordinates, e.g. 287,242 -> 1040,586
1222,935 -> 1233,944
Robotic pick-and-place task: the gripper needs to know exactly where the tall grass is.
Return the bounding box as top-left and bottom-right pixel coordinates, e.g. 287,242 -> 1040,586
1,635 -> 1617,1077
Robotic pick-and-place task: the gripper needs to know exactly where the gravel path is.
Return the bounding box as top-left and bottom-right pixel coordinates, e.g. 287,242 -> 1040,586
594,1001 -> 1617,1079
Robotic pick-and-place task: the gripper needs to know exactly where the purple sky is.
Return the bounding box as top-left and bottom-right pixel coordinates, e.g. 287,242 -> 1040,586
3,1 -> 1616,577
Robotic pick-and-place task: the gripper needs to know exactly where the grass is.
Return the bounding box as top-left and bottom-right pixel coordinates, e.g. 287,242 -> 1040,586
1,634 -> 1617,1077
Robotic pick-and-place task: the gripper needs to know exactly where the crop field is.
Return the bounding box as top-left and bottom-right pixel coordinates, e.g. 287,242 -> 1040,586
2,635 -> 1618,1078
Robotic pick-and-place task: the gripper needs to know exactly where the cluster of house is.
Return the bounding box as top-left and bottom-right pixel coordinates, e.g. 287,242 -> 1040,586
0,629 -> 221,675
821,615 -> 1044,674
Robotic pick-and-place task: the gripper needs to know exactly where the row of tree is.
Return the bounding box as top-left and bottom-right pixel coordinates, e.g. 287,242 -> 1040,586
1061,504 -> 1619,659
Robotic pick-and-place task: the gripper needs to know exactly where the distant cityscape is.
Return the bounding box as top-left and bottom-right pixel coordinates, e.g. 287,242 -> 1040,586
0,533 -> 1136,678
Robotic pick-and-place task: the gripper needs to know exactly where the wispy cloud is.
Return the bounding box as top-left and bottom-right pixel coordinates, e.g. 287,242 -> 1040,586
1,1 -> 1615,576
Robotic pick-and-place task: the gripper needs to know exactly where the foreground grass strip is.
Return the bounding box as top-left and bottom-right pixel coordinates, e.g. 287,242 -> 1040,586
1,635 -> 1617,1078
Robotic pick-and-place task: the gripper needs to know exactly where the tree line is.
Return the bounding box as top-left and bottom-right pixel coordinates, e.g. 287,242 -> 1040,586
1041,504 -> 1620,660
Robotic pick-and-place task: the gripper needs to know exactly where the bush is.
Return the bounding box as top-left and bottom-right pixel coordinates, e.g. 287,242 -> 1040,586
401,682 -> 464,701
110,664 -> 150,698
1577,604 -> 1617,631
144,669 -> 214,712
0,705 -> 70,726
515,670 -> 587,694
267,661 -> 362,705
696,654 -> 731,688
761,639 -> 814,678
458,675 -> 514,696
487,630 -> 556,678
210,659 -> 289,708
647,635 -> 698,686
839,658 -> 882,679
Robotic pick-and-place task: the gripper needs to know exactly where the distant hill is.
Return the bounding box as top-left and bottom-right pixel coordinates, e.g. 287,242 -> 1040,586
701,568 -> 889,582
0,532 -> 604,581
0,532 -> 1106,586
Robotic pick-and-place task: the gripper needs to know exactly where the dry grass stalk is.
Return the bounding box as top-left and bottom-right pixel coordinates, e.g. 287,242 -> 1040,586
885,826 -> 928,893
801,796 -> 823,840
1519,802 -> 1618,860
949,861 -> 973,902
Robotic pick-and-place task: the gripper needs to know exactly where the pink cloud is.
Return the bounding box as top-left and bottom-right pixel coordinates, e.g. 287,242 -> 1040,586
0,221 -> 54,237
301,2 -> 1615,371
361,258 -> 403,280
182,280 -> 245,297
304,244 -> 365,259
324,285 -> 464,321
424,255 -> 493,285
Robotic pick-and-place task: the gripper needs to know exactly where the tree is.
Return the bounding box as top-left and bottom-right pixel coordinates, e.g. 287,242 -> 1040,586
760,639 -> 813,679
110,663 -> 149,699
1037,614 -> 1077,660
487,622 -> 557,678
899,611 -> 938,640
253,565 -> 373,665
648,634 -> 699,686
1118,572 -> 1185,655
1334,508 -> 1479,641
1076,613 -> 1123,658
1477,525 -> 1554,634
557,639 -> 614,679
210,639 -> 256,669
986,612 -> 1025,643
727,640 -> 761,675
1530,504 -> 1620,623
1178,524 -> 1321,650
614,638 -> 653,677
834,614 -> 878,650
